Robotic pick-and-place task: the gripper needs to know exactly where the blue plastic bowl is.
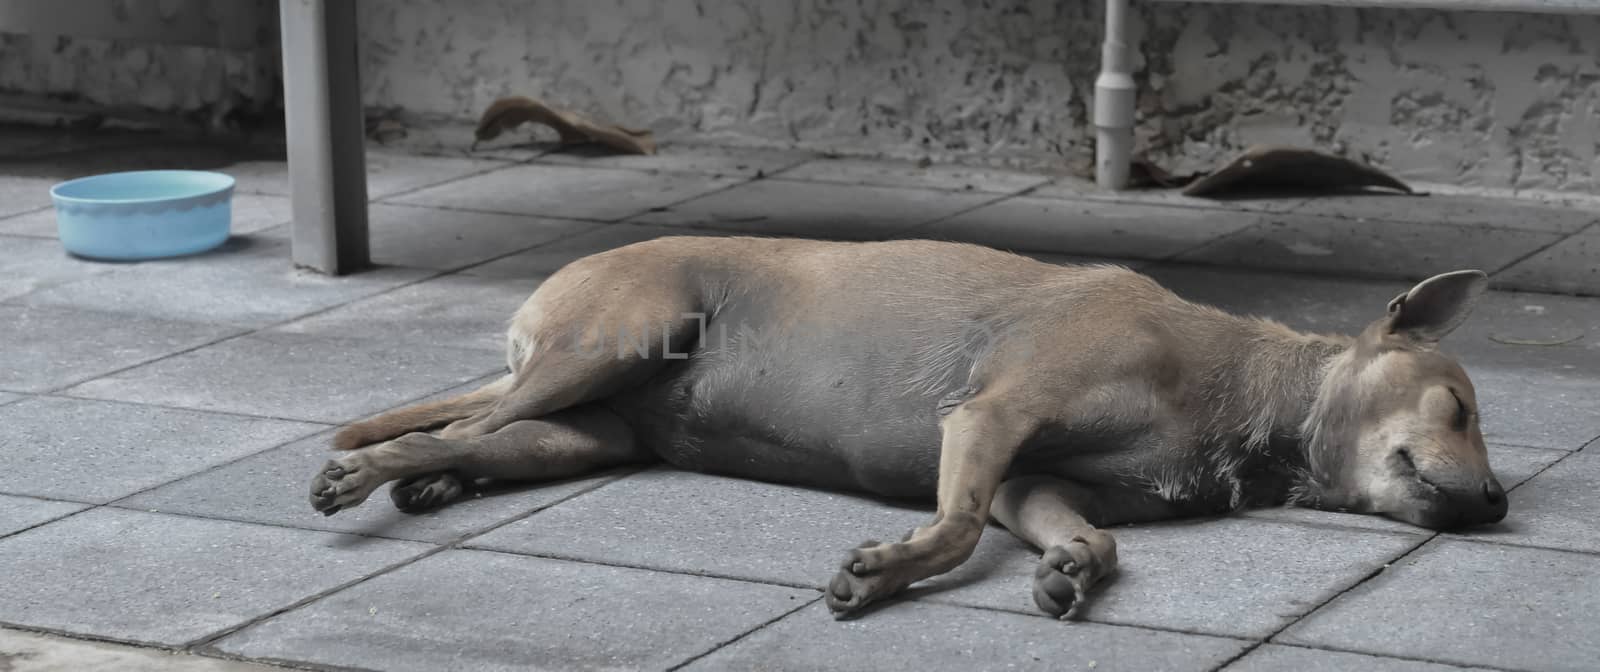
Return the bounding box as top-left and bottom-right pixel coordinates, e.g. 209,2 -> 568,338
50,170 -> 235,261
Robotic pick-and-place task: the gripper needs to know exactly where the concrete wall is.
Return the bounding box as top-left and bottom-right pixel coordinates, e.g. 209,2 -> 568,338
354,0 -> 1600,194
2,1 -> 1596,194
0,0 -> 278,127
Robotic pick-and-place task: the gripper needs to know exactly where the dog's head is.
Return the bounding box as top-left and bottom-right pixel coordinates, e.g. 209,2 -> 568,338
1299,270 -> 1506,530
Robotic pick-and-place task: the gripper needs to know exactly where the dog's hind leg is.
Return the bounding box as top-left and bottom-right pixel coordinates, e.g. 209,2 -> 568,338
990,476 -> 1175,620
824,395 -> 1038,617
439,260 -> 706,441
309,404 -> 647,515
332,374 -> 514,451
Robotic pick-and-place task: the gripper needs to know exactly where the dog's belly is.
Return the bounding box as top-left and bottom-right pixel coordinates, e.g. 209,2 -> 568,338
608,326 -> 953,499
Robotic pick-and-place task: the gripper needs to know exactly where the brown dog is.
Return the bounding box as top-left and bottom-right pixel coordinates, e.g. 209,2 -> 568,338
309,236 -> 1505,619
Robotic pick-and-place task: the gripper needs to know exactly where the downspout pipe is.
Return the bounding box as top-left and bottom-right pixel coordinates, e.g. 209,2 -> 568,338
1095,0 -> 1136,189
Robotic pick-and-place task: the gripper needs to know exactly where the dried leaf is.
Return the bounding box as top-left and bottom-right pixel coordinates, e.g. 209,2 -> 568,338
472,96 -> 655,155
1181,144 -> 1415,198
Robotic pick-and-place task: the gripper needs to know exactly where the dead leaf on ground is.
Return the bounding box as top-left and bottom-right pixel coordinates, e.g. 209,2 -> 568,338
472,96 -> 655,155
1181,144 -> 1416,198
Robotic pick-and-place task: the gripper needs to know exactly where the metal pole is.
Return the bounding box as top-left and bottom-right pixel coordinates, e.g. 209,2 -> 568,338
1095,0 -> 1136,190
279,0 -> 370,274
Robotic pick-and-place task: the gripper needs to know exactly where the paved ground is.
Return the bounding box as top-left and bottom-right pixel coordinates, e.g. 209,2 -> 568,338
0,131 -> 1597,672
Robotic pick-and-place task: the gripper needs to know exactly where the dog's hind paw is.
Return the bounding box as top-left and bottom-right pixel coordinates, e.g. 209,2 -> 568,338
390,472 -> 464,513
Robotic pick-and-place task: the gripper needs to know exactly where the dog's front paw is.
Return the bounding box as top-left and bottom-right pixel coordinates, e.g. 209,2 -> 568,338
308,456 -> 380,516
824,541 -> 911,619
1033,540 -> 1102,620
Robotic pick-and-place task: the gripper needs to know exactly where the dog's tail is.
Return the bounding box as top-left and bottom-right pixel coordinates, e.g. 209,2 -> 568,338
331,374 -> 514,451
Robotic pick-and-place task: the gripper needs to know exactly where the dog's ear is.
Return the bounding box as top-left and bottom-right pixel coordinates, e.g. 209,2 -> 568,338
1383,270 -> 1488,343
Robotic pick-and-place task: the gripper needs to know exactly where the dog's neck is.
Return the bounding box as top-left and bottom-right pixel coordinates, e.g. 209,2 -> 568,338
1193,314 -> 1352,508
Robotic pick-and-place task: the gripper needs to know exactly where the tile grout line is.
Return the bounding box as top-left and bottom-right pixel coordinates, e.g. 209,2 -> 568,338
106,467 -> 643,547
0,420 -> 335,545
27,251 -> 514,399
382,150 -> 815,226
663,596 -> 825,671
1156,213 -> 1272,264
0,621 -> 333,672
1260,641 -> 1521,672
891,184 -> 1055,242
1143,256 -> 1600,300
461,545 -> 825,593
38,392 -> 341,427
183,466 -> 643,654
911,598 -> 1258,643
1486,221 -> 1596,279
1205,532 -> 1439,672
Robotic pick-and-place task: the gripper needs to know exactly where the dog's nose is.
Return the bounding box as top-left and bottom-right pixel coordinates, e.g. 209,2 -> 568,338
1475,477 -> 1508,524
1483,478 -> 1505,505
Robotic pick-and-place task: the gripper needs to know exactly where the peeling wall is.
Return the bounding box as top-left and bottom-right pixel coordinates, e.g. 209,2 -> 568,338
1,0 -> 1596,193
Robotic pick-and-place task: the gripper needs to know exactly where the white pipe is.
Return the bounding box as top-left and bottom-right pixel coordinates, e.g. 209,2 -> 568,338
1094,0 -> 1136,190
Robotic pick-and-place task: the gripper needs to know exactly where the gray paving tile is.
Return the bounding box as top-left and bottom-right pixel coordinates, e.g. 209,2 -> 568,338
1453,450 -> 1600,554
462,224 -> 738,279
1289,193 -> 1598,234
913,197 -> 1258,259
1494,225 -> 1600,296
18,236 -> 432,327
1140,265 -> 1600,449
1176,216 -> 1564,280
0,303 -> 243,393
1237,506 -> 1434,536
120,429 -> 620,544
1021,251 -> 1143,268
922,517 -> 1423,639
684,601 -> 1249,672
357,203 -> 591,271
778,158 -> 1051,194
1223,644 -> 1495,672
1142,263 -> 1600,369
0,194 -> 292,239
388,163 -> 741,221
0,396 -> 321,503
1241,444 -> 1567,534
225,151 -> 509,200
63,332 -> 502,423
630,179 -> 995,240
270,272 -> 533,352
1466,366 -> 1600,451
0,176 -> 57,218
213,549 -> 815,672
1033,176 -> 1308,213
536,143 -> 814,179
0,494 -> 88,537
0,627 -> 283,672
0,508 -> 430,647
0,235 -> 123,301
468,468 -> 932,588
1280,538 -> 1600,672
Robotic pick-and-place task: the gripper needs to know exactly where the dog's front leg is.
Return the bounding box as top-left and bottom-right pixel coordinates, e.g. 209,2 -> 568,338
990,476 -> 1175,620
825,397 -> 1037,618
